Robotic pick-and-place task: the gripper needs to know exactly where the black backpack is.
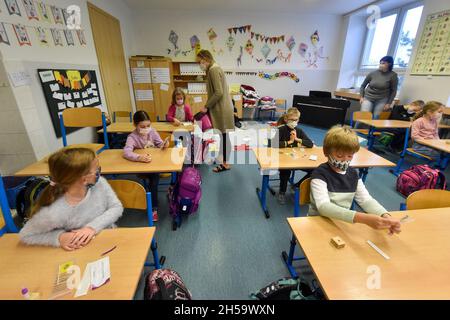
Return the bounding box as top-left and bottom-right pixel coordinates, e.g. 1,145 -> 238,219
250,278 -> 324,300
16,177 -> 50,221
144,268 -> 192,300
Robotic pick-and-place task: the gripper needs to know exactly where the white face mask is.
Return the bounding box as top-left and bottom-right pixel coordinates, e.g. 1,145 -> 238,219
176,99 -> 184,106
139,127 -> 151,136
286,121 -> 298,129
199,63 -> 208,71
328,156 -> 351,172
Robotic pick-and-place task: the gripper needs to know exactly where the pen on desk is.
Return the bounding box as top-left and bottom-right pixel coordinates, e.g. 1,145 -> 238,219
101,245 -> 117,256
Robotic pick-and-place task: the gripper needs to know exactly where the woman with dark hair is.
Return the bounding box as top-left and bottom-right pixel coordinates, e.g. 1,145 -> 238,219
196,49 -> 235,172
359,56 -> 398,118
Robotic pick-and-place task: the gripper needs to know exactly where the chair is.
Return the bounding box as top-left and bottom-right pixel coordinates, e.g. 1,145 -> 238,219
113,111 -> 132,123
108,179 -> 165,269
309,90 -> 332,99
403,189 -> 450,210
59,108 -> 109,153
282,178 -> 311,278
0,174 -> 19,236
378,111 -> 391,120
275,98 -> 287,115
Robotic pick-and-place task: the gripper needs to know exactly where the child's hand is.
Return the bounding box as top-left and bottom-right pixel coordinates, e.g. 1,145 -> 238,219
70,227 -> 96,248
355,213 -> 401,233
289,130 -> 297,143
59,232 -> 77,251
162,139 -> 170,150
138,154 -> 152,163
359,97 -> 364,105
173,119 -> 181,126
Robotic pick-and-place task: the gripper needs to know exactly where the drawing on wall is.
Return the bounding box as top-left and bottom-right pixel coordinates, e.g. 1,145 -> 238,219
22,0 -> 39,20
37,2 -> 51,23
76,29 -> 87,45
298,42 -> 308,57
190,35 -> 200,49
236,46 -> 243,67
266,56 -> 277,65
245,39 -> 254,57
35,26 -> 49,46
299,30 -> 328,68
0,22 -> 11,45
64,29 -> 75,46
260,43 -> 271,59
51,28 -> 63,46
13,24 -> 31,46
50,5 -> 64,25
169,30 -> 179,50
207,27 -> 223,55
225,35 -> 235,52
277,49 -> 292,63
286,35 -> 295,51
5,0 -> 21,16
258,71 -> 299,83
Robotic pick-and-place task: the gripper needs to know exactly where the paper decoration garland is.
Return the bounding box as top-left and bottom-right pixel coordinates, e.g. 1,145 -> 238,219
226,35 -> 235,52
251,32 -> 285,44
258,71 -> 299,83
13,24 -> 31,46
169,30 -> 179,50
228,25 -> 251,35
0,22 -> 10,45
286,35 -> 295,51
5,0 -> 21,16
260,43 -> 271,58
22,0 -> 39,20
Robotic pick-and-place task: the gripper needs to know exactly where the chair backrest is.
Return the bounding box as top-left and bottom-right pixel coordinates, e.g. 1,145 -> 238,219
299,178 -> 312,205
309,90 -> 332,98
275,99 -> 287,108
378,111 -> 391,120
405,189 -> 450,210
108,179 -> 147,210
351,111 -> 372,127
159,132 -> 176,148
62,107 -> 103,127
113,111 -> 132,123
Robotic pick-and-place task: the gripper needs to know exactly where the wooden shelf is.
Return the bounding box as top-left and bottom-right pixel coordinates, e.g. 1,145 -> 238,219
174,80 -> 206,83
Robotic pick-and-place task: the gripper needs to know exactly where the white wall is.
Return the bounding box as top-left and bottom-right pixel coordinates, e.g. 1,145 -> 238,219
131,9 -> 345,106
399,0 -> 450,104
0,0 -> 134,174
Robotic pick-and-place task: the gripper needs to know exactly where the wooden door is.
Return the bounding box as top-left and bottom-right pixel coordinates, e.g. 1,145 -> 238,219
87,3 -> 132,114
150,59 -> 174,121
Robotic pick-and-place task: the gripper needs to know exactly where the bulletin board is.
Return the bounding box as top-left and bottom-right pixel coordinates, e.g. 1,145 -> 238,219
410,9 -> 450,75
38,69 -> 102,137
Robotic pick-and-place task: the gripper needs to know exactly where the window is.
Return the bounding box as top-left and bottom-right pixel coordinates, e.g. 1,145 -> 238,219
360,3 -> 424,70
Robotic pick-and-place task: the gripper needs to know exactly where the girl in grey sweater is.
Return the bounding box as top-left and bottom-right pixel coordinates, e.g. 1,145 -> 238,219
19,148 -> 123,251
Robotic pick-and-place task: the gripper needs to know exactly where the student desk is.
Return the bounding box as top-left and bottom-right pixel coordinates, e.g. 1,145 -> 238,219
15,148 -> 186,177
0,227 -> 154,300
415,139 -> 450,169
97,122 -> 194,134
253,147 -> 395,218
355,119 -> 412,151
334,91 -> 401,105
283,208 -> 450,299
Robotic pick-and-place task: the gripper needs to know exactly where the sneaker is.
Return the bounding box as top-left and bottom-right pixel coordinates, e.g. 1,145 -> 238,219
152,210 -> 158,222
277,192 -> 286,205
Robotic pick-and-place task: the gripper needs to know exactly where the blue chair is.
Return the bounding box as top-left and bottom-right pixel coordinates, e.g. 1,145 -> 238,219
108,179 -> 165,269
59,108 -> 109,153
0,174 -> 19,236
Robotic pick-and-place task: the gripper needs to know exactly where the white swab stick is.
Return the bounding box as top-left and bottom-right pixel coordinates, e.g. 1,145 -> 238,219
367,240 -> 390,260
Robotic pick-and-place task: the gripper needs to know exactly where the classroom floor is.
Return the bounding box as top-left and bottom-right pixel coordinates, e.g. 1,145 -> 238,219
114,122 -> 449,300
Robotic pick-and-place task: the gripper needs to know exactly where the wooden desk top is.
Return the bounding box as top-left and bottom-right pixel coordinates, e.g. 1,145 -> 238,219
443,108 -> 450,116
15,148 -> 187,176
98,122 -> 194,134
288,208 -> 450,300
415,139 -> 450,153
252,147 -> 395,171
334,91 -> 400,105
357,119 -> 412,129
0,227 -> 154,300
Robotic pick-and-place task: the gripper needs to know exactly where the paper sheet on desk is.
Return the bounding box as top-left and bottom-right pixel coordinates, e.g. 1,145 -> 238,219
74,256 -> 111,297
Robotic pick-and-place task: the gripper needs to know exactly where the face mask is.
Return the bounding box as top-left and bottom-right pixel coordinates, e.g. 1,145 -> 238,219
176,99 -> 184,106
407,109 -> 416,114
199,63 -> 207,71
286,121 -> 298,129
139,127 -> 151,136
434,113 -> 442,121
328,156 -> 351,172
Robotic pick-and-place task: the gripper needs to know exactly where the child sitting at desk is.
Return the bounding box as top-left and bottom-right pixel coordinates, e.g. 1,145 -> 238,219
309,125 -> 401,234
411,101 -> 444,160
272,107 -> 314,204
166,87 -> 194,126
124,110 -> 169,222
19,148 -> 123,250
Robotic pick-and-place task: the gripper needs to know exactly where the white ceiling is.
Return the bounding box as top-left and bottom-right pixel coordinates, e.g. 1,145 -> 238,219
123,0 -> 380,15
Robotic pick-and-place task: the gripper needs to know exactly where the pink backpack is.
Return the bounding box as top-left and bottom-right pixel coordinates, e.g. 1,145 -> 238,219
396,164 -> 446,197
194,112 -> 213,131
144,269 -> 192,300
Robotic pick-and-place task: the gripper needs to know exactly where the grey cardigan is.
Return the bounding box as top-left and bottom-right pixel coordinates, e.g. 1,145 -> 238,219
19,177 -> 123,247
360,70 -> 398,104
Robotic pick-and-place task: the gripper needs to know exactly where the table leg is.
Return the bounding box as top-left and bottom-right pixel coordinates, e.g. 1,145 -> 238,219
359,168 -> 369,182
281,234 -> 306,279
294,187 -> 300,217
256,174 -> 270,218
392,127 -> 410,176
367,126 -> 375,150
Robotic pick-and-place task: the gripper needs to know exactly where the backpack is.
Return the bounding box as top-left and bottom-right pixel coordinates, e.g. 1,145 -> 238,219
15,177 -> 50,220
396,164 -> 447,197
193,111 -> 213,132
169,167 -> 202,218
250,278 -> 324,300
377,132 -> 394,146
144,269 -> 192,300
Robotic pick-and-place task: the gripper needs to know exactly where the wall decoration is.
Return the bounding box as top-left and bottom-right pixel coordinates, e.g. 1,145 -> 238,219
286,35 -> 295,51
277,49 -> 292,63
37,2 -> 51,23
50,5 -> 64,25
256,58 -> 263,63
51,28 -> 63,46
5,0 -> 21,16
169,30 -> 179,50
245,39 -> 254,57
64,29 -> 74,46
298,42 -> 308,57
38,69 -> 102,137
0,22 -> 11,45
22,0 -> 39,20
228,25 -> 251,35
226,35 -> 235,52
236,46 -> 243,67
190,35 -> 199,49
13,24 -> 31,46
411,9 -> 450,75
302,30 -> 328,68
260,43 -> 271,59
207,27 -> 223,55
311,30 -> 319,46
194,42 -> 201,55
235,71 -> 257,76
35,26 -> 48,46
258,71 -> 299,83
251,32 -> 285,44
76,29 -> 86,45
266,56 -> 277,65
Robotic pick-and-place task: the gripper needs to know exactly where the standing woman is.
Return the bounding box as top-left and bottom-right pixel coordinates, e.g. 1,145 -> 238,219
197,50 -> 235,172
359,56 -> 398,118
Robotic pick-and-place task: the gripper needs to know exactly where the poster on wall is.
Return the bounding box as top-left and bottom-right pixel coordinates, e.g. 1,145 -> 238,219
76,29 -> 87,45
37,2 -> 51,23
0,22 -> 11,45
64,29 -> 74,46
50,28 -> 63,46
22,0 -> 39,20
50,5 -> 64,25
38,69 -> 102,137
13,24 -> 31,46
4,0 -> 21,16
35,26 -> 49,46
